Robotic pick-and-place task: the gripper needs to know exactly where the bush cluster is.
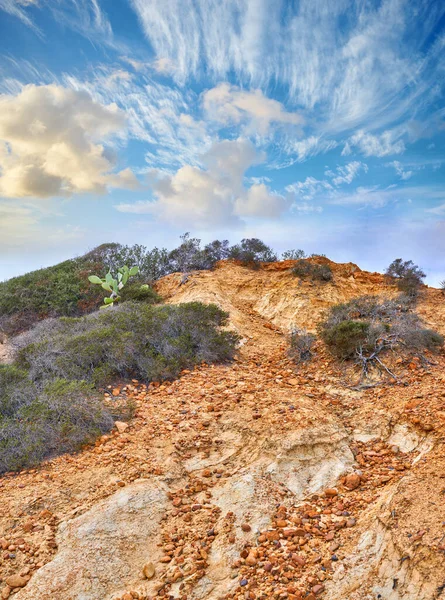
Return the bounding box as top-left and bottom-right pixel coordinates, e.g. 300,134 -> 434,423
0,235 -> 281,336
318,295 -> 443,371
0,370 -> 115,473
289,328 -> 316,362
385,258 -> 426,298
1,302 -> 238,473
292,260 -> 333,282
16,302 -> 239,386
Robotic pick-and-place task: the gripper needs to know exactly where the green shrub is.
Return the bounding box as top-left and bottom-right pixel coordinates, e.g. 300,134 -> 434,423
385,259 -> 426,298
120,283 -> 161,304
282,249 -> 306,260
318,295 -> 444,382
16,302 -> 239,386
2,301 -> 238,473
0,373 -> 115,473
228,238 -> 277,268
292,260 -> 333,282
319,320 -> 371,358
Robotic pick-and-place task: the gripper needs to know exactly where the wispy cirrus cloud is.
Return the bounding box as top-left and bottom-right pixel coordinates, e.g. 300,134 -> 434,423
387,160 -> 413,181
129,0 -> 445,136
342,130 -> 405,157
0,0 -> 40,31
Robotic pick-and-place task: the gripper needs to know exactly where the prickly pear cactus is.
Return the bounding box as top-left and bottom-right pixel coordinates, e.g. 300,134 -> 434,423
88,265 -> 139,308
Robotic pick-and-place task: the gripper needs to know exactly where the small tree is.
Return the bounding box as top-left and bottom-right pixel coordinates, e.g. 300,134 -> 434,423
88,265 -> 139,308
292,260 -> 333,282
385,259 -> 426,298
282,249 -> 306,260
440,280 -> 445,294
228,238 -> 277,267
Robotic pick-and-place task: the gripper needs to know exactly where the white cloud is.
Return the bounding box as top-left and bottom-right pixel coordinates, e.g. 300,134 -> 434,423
152,57 -> 176,75
116,138 -> 289,227
281,136 -> 337,164
426,202 -> 445,215
0,84 -> 137,198
0,0 -> 39,31
345,129 -> 405,157
331,161 -> 368,185
129,0 -> 444,140
203,83 -> 303,135
234,183 -> 289,218
387,160 -> 413,180
286,177 -> 332,200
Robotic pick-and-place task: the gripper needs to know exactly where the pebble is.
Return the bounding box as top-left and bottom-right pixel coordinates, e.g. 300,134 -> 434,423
142,562 -> 155,579
344,473 -> 361,490
114,421 -> 129,434
5,574 -> 28,588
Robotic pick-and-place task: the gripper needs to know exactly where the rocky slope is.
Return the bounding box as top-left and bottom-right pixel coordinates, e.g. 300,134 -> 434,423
0,259 -> 444,600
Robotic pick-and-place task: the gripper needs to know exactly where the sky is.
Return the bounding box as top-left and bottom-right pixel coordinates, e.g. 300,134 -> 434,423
0,0 -> 444,285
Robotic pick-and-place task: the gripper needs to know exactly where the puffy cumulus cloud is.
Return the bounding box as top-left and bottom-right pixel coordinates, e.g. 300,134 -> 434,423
116,138 -> 289,227
234,183 -> 289,219
0,84 -> 137,199
344,129 -> 405,157
203,83 -> 303,135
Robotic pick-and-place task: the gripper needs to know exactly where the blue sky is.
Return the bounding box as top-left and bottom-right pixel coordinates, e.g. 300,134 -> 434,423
0,0 -> 444,284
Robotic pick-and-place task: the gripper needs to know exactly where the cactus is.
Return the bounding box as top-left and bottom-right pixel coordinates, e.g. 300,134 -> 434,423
88,265 -> 139,308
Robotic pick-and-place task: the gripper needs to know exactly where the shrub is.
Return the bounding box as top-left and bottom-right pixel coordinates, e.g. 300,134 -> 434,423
228,238 -> 277,267
385,259 -> 426,298
282,249 -> 306,260
318,295 -> 443,382
319,320 -> 371,359
15,302 -> 239,386
3,301 -> 238,473
0,373 -> 115,473
120,283 -> 161,304
292,260 -> 333,282
289,328 -> 316,362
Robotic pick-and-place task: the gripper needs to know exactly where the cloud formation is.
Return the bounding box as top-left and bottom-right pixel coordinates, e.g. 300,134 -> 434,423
0,84 -> 137,198
344,130 -> 405,157
203,83 -> 303,135
116,138 -> 289,226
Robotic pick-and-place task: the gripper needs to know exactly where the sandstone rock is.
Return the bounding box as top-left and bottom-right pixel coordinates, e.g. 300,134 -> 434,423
142,562 -> 155,579
14,481 -> 168,600
344,473 -> 361,490
114,421 -> 129,433
5,575 -> 28,588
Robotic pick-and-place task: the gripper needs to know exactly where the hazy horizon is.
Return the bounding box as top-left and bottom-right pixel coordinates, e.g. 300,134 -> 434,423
1,0 -> 444,285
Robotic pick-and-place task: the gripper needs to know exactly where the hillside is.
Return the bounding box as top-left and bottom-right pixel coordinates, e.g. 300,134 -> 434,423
0,259 -> 444,600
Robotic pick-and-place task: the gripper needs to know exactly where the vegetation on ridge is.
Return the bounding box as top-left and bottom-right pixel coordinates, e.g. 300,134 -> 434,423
318,295 -> 443,385
0,302 -> 239,473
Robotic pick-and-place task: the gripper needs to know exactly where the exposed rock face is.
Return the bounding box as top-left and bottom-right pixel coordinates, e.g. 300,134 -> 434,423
15,481 -> 168,600
2,259 -> 444,600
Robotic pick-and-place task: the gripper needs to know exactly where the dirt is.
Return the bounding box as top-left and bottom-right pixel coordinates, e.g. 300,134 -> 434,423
0,259 -> 444,600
